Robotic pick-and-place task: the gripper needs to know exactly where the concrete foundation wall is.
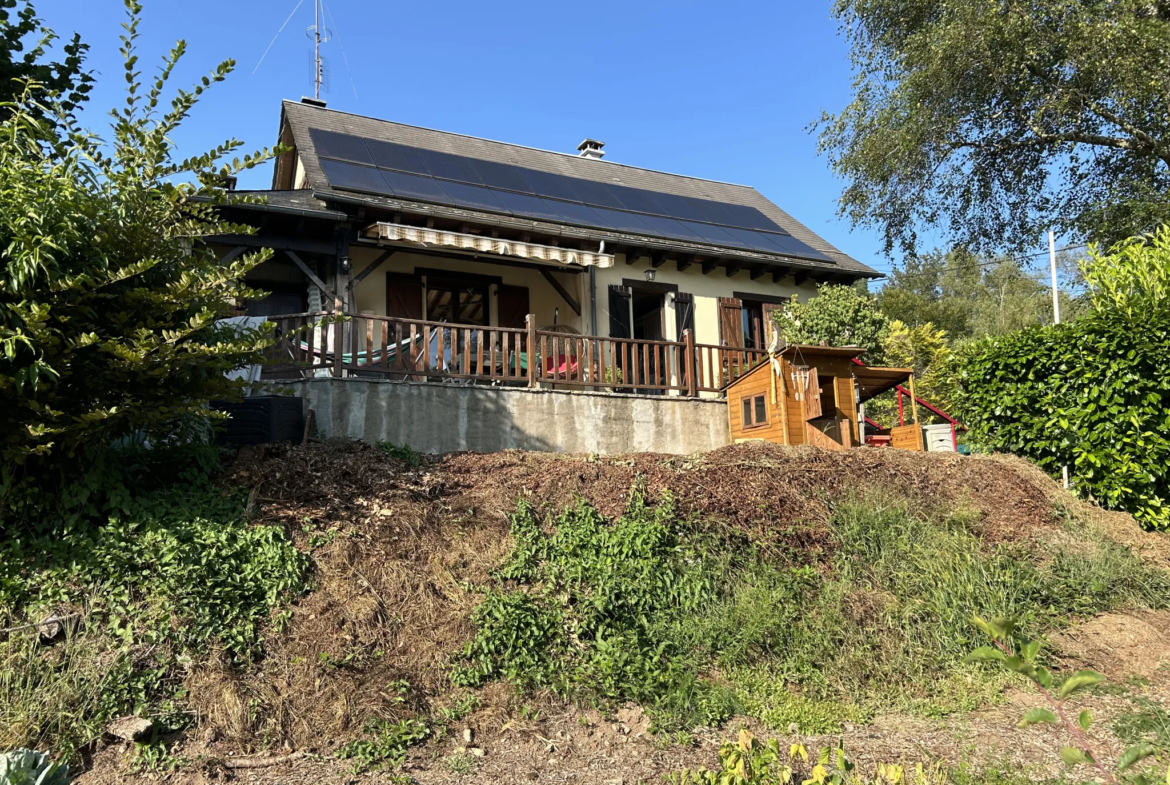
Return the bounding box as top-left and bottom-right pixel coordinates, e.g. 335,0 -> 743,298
284,379 -> 731,455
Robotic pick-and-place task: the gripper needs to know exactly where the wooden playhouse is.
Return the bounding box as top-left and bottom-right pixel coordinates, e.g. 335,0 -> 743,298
724,345 -> 925,451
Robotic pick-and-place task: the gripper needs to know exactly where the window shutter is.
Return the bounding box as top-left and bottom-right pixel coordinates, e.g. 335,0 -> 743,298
718,297 -> 744,347
497,284 -> 530,329
608,285 -> 632,339
386,274 -> 423,320
761,301 -> 786,348
675,292 -> 695,337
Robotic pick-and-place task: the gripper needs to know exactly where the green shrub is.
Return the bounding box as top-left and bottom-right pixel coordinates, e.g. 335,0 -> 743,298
337,718 -> 429,774
0,0 -> 279,524
953,229 -> 1170,530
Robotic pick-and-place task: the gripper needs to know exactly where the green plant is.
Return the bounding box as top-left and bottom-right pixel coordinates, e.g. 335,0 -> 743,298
336,718 -> 429,774
0,748 -> 68,785
0,0 -> 280,525
0,444 -> 309,760
376,441 -> 422,467
953,305 -> 1170,529
1114,698 -> 1170,752
772,283 -> 890,362
0,1 -> 94,125
967,616 -> 1163,784
445,751 -> 478,776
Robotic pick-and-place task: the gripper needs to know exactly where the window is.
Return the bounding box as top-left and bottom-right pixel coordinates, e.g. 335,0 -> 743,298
425,277 -> 490,325
741,393 -> 768,428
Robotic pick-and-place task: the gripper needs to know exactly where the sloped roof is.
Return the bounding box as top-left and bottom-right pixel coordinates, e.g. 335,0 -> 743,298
278,99 -> 880,280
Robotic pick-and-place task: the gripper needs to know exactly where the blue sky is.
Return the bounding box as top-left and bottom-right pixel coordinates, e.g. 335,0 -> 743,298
44,0 -> 932,279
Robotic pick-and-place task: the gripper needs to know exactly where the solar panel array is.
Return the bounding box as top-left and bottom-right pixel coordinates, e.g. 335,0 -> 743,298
309,128 -> 833,263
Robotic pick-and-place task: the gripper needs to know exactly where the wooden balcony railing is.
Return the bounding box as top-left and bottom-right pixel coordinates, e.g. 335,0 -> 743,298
264,312 -> 766,396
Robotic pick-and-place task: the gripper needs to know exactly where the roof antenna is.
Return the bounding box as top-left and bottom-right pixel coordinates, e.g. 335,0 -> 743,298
306,0 -> 332,100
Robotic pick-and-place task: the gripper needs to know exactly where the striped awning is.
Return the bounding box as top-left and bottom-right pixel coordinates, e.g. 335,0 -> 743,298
365,222 -> 615,268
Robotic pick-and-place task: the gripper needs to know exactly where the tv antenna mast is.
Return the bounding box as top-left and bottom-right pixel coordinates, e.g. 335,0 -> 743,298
307,0 -> 332,100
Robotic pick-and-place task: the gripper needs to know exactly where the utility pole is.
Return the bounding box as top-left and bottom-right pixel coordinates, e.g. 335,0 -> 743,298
1049,230 -> 1070,490
313,0 -> 322,100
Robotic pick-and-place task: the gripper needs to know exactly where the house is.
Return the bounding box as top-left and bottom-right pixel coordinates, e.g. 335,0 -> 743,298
213,98 -> 883,454
724,345 -> 925,451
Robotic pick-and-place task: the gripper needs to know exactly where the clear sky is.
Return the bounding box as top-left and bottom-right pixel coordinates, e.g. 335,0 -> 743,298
43,0 -> 930,280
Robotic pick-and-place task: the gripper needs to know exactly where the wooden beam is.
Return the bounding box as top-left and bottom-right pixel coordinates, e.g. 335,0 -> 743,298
210,233 -> 337,256
625,248 -> 646,264
539,268 -> 582,316
217,246 -> 246,264
749,265 -> 767,281
349,249 -> 396,290
771,268 -> 790,284
701,261 -> 718,275
676,258 -> 693,273
724,262 -> 742,278
285,250 -> 337,304
793,272 -> 813,286
650,252 -> 668,269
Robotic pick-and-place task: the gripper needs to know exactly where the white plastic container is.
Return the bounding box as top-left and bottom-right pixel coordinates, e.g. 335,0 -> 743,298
923,423 -> 956,453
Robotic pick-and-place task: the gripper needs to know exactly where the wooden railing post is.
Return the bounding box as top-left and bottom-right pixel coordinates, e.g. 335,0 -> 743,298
526,314 -> 537,388
332,316 -> 344,377
684,329 -> 697,397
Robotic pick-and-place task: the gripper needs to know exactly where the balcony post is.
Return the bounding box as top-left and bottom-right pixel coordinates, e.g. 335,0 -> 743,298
526,314 -> 537,388
684,329 -> 697,397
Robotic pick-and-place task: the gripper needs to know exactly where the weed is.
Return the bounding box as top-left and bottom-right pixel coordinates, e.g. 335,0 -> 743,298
376,441 -> 422,466
452,486 -> 1170,733
436,693 -> 482,723
336,717 -> 429,773
445,751 -> 479,775
1114,698 -> 1170,750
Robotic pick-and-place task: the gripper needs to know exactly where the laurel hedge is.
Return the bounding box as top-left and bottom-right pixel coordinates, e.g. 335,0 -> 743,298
953,309 -> 1170,529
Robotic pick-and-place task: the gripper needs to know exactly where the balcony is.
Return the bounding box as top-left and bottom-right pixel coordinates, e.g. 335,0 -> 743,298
264,312 -> 766,397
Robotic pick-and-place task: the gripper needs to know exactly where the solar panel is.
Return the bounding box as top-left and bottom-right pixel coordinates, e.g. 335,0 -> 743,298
471,159 -> 536,194
609,185 -> 669,216
546,199 -> 612,229
378,168 -> 455,204
679,220 -> 750,248
313,134 -> 831,258
487,189 -> 563,222
310,129 -> 375,166
418,149 -> 483,185
757,232 -> 834,262
320,158 -> 395,196
435,181 -> 509,213
564,177 -> 626,210
634,214 -> 702,242
517,168 -> 584,203
588,206 -> 656,234
365,139 -> 430,175
719,202 -> 783,232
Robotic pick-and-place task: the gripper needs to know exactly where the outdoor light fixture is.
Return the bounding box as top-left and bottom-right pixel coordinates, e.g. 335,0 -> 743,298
644,269 -> 656,282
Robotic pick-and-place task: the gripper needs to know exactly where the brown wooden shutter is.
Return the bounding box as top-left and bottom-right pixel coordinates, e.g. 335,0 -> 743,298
497,284 -> 530,329
802,367 -> 823,420
609,285 -> 632,339
718,297 -> 744,347
761,301 -> 786,347
675,292 -> 695,337
386,273 -> 423,320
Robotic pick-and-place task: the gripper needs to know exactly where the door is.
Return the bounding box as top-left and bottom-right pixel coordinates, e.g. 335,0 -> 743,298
386,274 -> 423,320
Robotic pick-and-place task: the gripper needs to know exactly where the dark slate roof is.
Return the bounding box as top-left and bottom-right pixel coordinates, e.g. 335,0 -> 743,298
278,99 -> 881,279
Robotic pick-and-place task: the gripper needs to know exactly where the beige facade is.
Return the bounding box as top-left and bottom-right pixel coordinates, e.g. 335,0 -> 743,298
347,244 -> 820,344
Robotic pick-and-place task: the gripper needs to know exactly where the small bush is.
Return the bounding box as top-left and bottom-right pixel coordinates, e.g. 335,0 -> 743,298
337,718 -> 429,773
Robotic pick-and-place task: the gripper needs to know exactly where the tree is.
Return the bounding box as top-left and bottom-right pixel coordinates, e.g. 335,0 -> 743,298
866,320 -> 956,426
0,0 -> 93,121
818,0 -> 1170,255
878,249 -> 1084,340
0,1 -> 278,523
771,283 -> 890,362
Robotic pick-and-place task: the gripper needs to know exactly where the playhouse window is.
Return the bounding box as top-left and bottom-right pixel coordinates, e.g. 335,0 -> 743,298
742,394 -> 768,428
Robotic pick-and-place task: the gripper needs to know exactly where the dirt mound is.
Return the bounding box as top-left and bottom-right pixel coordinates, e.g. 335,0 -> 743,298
183,440 -> 1133,754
